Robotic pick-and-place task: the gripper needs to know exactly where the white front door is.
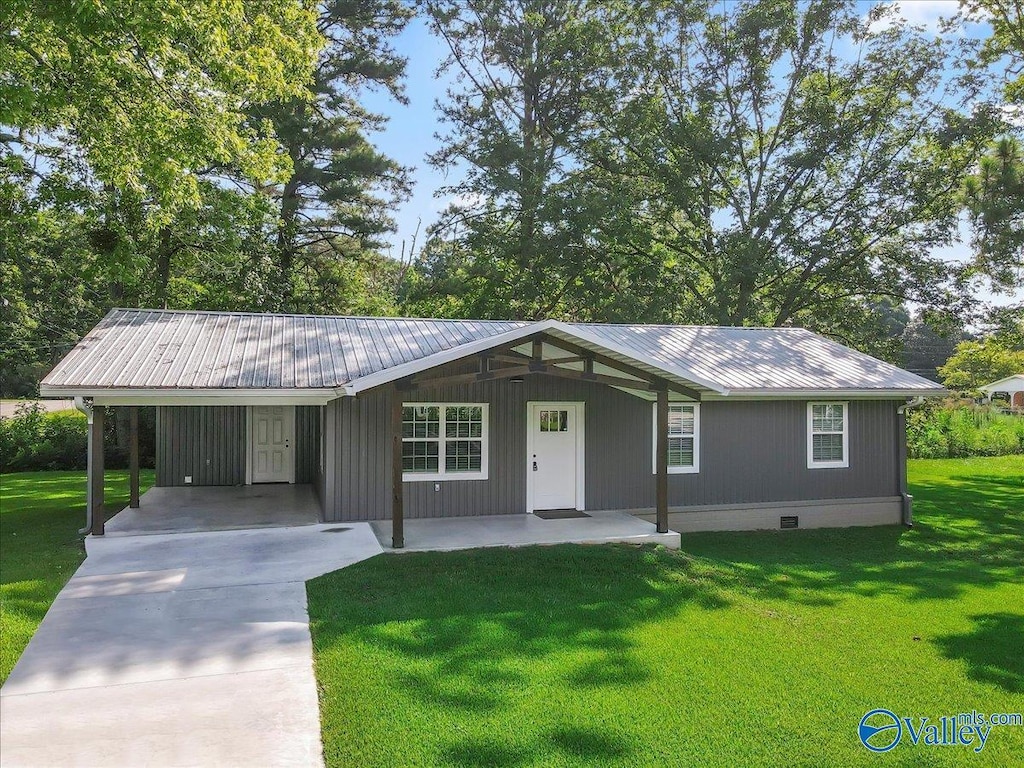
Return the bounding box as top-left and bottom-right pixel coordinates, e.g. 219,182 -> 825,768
250,406 -> 294,483
528,402 -> 583,511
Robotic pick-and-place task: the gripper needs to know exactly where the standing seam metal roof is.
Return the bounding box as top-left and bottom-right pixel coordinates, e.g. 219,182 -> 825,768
40,308 -> 944,394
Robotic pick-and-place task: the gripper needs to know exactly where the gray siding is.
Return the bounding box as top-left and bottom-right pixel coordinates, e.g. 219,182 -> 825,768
295,405 -> 320,485
321,375 -> 900,522
156,406 -> 246,486
156,405 -> 321,488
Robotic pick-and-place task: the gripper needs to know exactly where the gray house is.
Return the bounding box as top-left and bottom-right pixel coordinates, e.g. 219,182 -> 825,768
40,308 -> 945,547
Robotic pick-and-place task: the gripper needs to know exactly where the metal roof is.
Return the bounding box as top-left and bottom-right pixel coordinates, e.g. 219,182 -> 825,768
40,308 -> 944,397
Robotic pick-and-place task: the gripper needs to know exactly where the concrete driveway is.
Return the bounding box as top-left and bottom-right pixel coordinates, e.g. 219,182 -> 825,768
0,523 -> 383,767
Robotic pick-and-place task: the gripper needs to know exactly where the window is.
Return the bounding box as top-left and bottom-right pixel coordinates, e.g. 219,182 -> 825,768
539,409 -> 568,432
402,403 -> 488,480
651,403 -> 700,474
807,402 -> 849,469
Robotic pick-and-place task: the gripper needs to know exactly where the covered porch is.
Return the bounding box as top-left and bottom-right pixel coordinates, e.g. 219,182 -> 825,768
370,510 -> 680,553
104,484 -> 321,536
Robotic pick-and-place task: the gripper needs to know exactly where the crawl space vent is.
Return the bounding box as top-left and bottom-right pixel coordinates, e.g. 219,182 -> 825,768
780,515 -> 799,529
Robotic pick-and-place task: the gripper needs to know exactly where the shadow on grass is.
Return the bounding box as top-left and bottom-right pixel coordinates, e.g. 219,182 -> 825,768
934,613 -> 1024,693
677,471 -> 1024,606
443,727 -> 633,768
309,543 -> 727,738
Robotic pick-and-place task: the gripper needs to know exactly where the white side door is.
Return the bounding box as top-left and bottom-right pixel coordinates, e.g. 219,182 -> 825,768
251,406 -> 294,483
528,403 -> 583,511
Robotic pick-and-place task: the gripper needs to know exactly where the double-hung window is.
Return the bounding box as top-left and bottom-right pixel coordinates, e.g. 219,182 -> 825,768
807,402 -> 849,469
651,403 -> 700,474
402,403 -> 488,481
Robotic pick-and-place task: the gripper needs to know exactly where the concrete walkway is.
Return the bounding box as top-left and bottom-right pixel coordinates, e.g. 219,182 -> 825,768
370,510 -> 681,552
0,524 -> 383,767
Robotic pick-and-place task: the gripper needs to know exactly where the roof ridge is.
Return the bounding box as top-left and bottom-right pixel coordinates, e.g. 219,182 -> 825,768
108,308 -> 530,325
109,309 -> 811,333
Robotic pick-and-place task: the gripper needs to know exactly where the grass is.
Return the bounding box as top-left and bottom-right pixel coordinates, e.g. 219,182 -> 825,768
308,457 -> 1024,767
0,469 -> 154,683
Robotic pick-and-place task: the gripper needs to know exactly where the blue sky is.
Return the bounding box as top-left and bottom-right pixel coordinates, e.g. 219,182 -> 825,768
361,1 -> 1020,307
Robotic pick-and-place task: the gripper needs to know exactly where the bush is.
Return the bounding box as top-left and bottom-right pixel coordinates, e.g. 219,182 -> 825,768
0,403 -> 156,472
907,401 -> 1024,459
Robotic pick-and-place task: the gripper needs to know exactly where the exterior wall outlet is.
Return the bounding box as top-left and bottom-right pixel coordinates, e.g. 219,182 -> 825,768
434,482 -> 440,492
184,475 -> 193,484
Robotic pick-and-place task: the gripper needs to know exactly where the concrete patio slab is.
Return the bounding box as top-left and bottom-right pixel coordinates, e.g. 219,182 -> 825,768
370,509 -> 681,552
104,484 -> 320,536
0,523 -> 384,768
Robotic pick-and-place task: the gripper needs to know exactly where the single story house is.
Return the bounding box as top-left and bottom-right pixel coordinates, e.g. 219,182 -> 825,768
40,308 -> 946,546
979,374 -> 1024,407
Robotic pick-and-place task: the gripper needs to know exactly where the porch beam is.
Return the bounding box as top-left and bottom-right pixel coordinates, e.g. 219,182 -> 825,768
90,406 -> 106,536
532,334 -> 702,400
655,386 -> 669,534
128,406 -> 140,508
391,385 -> 405,549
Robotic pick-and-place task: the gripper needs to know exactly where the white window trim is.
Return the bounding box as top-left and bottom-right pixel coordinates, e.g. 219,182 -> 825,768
402,402 -> 489,482
807,401 -> 849,469
651,402 -> 700,475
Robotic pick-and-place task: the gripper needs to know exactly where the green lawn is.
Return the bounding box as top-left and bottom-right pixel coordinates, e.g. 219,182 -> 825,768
0,470 -> 154,683
308,457 -> 1024,767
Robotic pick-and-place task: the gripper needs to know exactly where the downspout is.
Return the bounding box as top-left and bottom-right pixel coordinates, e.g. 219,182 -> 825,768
896,397 -> 926,527
74,397 -> 94,535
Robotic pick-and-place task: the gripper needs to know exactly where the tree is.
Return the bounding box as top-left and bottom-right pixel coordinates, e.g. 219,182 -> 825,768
413,0 -> 622,320
901,314 -> 967,382
938,335 -> 1024,393
250,0 -> 413,310
1,0 -> 321,215
576,0 -> 998,347
964,137 -> 1024,290
964,0 -> 1024,104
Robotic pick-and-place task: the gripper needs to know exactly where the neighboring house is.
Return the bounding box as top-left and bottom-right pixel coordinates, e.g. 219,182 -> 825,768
979,374 -> 1024,408
40,309 -> 946,545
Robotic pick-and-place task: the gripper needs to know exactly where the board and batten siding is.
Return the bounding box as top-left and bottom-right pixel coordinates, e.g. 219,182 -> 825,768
156,405 -> 320,488
320,375 -> 901,522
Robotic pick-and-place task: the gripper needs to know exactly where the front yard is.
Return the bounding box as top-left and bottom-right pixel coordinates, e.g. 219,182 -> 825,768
2,460 -> 1020,764
307,457 -> 1024,766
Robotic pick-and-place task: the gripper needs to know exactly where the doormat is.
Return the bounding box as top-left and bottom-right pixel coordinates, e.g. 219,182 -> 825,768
534,509 -> 591,520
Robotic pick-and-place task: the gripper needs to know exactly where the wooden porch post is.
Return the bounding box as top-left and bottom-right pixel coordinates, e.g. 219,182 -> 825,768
129,406 -> 140,508
655,386 -> 669,534
90,406 -> 106,536
391,386 -> 405,549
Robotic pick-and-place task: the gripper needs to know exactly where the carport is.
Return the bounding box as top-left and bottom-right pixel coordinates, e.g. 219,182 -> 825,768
104,484 -> 321,536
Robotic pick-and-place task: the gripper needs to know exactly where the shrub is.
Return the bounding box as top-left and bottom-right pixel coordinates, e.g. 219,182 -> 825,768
0,403 -> 156,472
907,401 -> 1024,459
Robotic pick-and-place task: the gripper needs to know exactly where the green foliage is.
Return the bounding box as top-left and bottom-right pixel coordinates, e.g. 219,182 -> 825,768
938,336 -> 1024,393
0,0 -> 322,216
0,2 -> 411,395
410,0 -> 1003,356
251,0 -> 413,310
411,0 -> 630,321
0,404 -> 156,472
965,0 -> 1024,105
964,137 -> 1024,290
907,402 -> 1024,458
